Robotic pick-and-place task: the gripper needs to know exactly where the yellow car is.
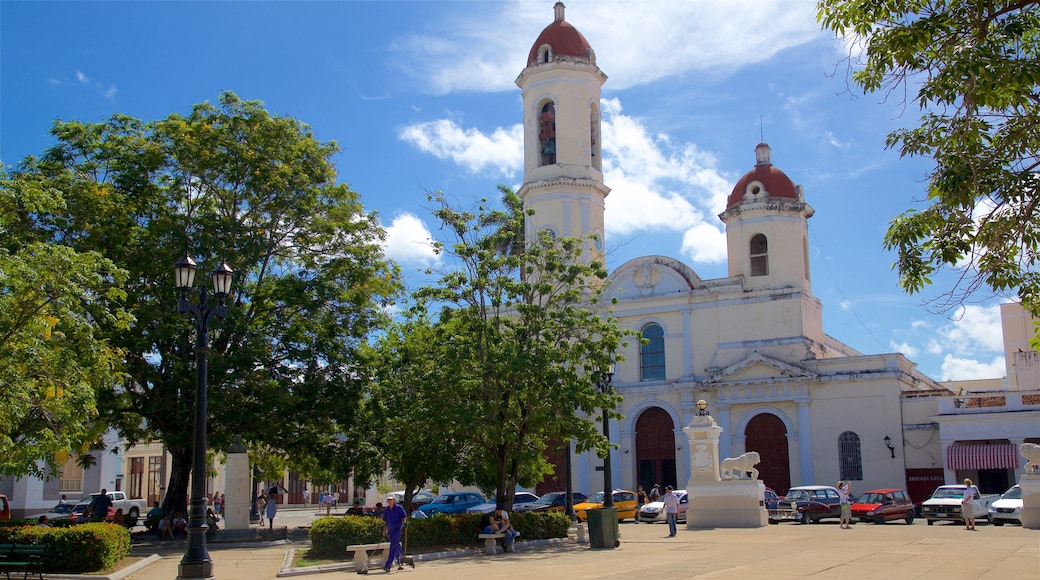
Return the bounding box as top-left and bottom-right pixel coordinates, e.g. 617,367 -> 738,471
574,490 -> 640,521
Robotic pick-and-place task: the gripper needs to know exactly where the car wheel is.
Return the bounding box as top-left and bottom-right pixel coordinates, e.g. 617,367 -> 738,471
904,511 -> 914,524
926,519 -> 934,526
993,520 -> 1004,526
800,511 -> 811,525
129,507 -> 140,519
874,514 -> 885,525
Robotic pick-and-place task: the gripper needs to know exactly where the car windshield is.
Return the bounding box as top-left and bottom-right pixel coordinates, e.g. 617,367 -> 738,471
857,492 -> 885,503
931,488 -> 965,499
784,489 -> 811,500
430,495 -> 453,504
1002,486 -> 1022,500
586,491 -> 605,503
51,504 -> 75,514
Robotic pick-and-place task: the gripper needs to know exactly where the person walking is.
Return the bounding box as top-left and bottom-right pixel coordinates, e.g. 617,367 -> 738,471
636,485 -> 649,524
265,488 -> 278,530
89,488 -> 114,522
838,481 -> 852,529
381,495 -> 408,573
962,478 -> 977,530
661,485 -> 680,537
649,484 -> 661,502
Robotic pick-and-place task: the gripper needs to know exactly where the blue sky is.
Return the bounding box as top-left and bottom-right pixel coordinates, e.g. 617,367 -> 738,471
1,0 -> 1012,382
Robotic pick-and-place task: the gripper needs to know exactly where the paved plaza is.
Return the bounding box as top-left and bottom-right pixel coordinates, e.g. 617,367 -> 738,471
119,508 -> 1039,580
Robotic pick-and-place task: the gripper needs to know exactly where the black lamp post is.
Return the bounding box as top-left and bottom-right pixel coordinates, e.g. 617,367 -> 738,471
564,440 -> 575,521
595,361 -> 616,508
174,254 -> 233,580
884,435 -> 896,459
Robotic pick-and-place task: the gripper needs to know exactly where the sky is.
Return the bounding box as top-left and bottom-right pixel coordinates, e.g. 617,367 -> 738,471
0,0 -> 1015,382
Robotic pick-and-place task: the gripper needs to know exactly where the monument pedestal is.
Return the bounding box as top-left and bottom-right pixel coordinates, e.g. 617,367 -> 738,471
1019,475 -> 1040,529
687,480 -> 769,528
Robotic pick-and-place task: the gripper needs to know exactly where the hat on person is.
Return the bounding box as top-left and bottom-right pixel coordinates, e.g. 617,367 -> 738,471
665,485 -> 674,490
385,496 -> 395,502
495,503 -> 504,511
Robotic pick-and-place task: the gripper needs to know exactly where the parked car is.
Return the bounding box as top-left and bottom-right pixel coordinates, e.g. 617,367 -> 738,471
521,491 -> 588,513
638,490 -> 688,523
768,485 -> 842,524
850,488 -> 915,524
417,492 -> 486,515
921,484 -> 998,525
387,490 -> 436,509
574,490 -> 640,522
27,502 -> 77,523
989,485 -> 1022,526
467,492 -> 540,513
763,488 -> 780,510
0,494 -> 8,522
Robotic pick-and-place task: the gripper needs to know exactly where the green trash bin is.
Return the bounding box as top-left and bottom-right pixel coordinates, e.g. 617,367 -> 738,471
586,507 -> 619,549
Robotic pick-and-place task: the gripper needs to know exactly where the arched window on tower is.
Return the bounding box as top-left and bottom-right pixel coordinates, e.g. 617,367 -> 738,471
589,102 -> 602,170
640,323 -> 665,381
750,234 -> 768,277
539,101 -> 557,166
838,431 -> 862,481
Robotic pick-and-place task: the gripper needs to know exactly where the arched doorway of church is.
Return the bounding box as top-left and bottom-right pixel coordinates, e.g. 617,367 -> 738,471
635,407 -> 677,491
744,413 -> 791,495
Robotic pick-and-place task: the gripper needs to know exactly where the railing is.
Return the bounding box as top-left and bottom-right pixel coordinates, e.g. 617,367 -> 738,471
937,391 -> 1040,415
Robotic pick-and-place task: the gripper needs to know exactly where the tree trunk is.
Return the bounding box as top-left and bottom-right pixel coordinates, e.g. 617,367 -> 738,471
162,443 -> 193,516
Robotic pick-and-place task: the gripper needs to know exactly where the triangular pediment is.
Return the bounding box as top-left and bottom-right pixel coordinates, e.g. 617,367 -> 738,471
706,352 -> 815,384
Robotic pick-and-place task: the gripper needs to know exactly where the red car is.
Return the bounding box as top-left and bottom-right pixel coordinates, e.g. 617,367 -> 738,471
851,488 -> 915,524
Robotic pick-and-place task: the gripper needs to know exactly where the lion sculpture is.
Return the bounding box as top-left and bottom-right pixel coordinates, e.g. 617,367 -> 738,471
720,451 -> 761,480
1022,442 -> 1040,473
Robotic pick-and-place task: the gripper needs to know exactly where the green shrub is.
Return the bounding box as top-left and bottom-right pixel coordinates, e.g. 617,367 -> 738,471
0,523 -> 130,573
309,511 -> 568,558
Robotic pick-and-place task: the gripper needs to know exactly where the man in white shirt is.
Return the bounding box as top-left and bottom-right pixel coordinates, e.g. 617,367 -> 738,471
661,485 -> 680,537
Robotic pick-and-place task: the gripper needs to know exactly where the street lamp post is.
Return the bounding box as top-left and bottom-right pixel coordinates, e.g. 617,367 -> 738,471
174,254 -> 233,580
595,361 -> 616,508
564,439 -> 575,521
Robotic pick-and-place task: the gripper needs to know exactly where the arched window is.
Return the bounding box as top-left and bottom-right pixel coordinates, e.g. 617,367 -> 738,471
838,431 -> 862,481
750,234 -> 768,277
640,323 -> 665,381
539,101 -> 557,166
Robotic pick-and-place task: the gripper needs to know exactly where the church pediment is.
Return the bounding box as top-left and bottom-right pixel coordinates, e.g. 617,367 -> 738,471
607,256 -> 702,300
706,352 -> 815,384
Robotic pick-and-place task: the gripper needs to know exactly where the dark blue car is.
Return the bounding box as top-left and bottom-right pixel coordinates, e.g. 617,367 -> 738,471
417,492 -> 486,515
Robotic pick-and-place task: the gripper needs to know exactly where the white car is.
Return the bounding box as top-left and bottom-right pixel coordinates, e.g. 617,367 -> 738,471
989,485 -> 1022,526
638,491 -> 688,523
466,492 -> 540,513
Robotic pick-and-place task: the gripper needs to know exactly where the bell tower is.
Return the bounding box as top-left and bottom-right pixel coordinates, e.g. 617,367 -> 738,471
516,2 -> 609,262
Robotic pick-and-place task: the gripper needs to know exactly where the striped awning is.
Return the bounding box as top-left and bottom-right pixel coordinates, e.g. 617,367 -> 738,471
946,443 -> 1019,470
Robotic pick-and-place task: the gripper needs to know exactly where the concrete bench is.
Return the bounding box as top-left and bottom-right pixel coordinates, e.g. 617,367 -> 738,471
477,533 -> 514,555
346,543 -> 386,574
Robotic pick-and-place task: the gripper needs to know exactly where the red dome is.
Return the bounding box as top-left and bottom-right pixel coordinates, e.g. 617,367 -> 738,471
727,143 -> 798,208
527,3 -> 593,66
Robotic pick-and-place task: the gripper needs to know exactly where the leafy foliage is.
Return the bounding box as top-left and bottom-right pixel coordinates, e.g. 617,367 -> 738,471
818,0 -> 1040,335
3,92 -> 400,510
0,523 -> 130,573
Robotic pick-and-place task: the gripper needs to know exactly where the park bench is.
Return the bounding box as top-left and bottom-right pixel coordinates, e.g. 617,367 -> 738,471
0,543 -> 47,580
346,542 -> 386,574
477,532 -> 514,555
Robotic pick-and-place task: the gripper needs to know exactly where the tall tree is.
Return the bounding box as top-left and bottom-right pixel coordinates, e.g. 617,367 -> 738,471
5,92 -> 400,513
818,1 -> 1040,335
415,187 -> 629,508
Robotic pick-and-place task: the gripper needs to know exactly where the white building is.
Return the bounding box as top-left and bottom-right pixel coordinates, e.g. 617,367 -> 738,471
519,3 -> 1039,503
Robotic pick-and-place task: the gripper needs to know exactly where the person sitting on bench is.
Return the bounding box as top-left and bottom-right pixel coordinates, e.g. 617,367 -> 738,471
480,504 -> 518,551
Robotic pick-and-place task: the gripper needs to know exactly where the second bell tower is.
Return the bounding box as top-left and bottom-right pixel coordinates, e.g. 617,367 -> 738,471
516,2 -> 609,262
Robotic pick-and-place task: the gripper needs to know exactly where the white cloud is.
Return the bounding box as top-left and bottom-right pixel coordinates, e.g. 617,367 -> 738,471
398,119 -> 522,177
929,304 -> 1005,357
889,340 -> 919,358
940,355 -> 1006,381
76,70 -> 89,84
392,0 -> 824,94
382,213 -> 439,267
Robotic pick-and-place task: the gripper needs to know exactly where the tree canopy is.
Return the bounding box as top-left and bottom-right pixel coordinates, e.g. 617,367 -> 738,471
380,187 -> 628,508
3,92 -> 400,510
818,0 -> 1040,337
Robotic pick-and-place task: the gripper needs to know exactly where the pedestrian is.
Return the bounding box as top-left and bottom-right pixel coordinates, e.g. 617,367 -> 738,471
381,495 -> 408,573
334,490 -> 340,509
257,491 -> 267,526
661,485 -> 679,537
636,485 -> 649,524
838,481 -> 852,529
962,478 -> 977,530
212,492 -> 222,515
90,488 -> 114,522
219,492 -> 226,515
58,494 -> 68,507
266,488 -> 278,530
649,484 -> 661,502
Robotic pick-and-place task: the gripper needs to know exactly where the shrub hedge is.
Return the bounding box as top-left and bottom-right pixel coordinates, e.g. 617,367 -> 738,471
0,522 -> 131,573
309,511 -> 569,558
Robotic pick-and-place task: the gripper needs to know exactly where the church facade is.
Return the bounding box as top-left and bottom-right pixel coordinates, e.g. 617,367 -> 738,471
517,3 -> 1032,503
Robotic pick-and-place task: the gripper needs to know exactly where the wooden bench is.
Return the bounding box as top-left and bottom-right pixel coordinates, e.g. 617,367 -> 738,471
477,533 -> 513,555
0,543 -> 47,580
346,543 -> 387,574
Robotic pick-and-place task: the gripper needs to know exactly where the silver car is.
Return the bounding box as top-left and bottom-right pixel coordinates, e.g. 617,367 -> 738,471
989,485 -> 1022,526
638,491 -> 688,523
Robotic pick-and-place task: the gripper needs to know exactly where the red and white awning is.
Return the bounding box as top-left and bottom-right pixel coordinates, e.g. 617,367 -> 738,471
946,443 -> 1019,470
